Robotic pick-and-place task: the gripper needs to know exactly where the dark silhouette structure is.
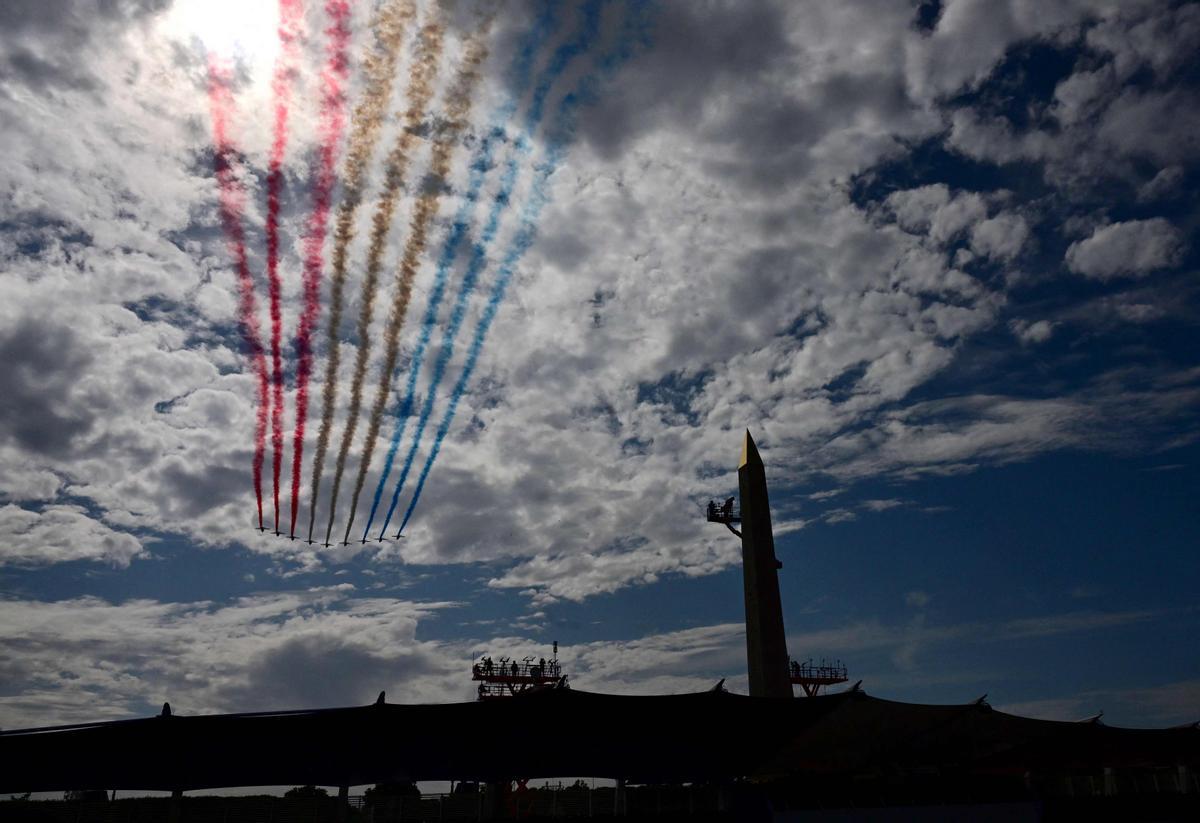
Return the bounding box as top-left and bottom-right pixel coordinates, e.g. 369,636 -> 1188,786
736,431 -> 793,698
2,686 -> 1197,798
789,658 -> 850,697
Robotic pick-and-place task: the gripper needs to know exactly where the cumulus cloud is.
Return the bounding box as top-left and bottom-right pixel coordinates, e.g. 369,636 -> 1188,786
0,504 -> 143,566
885,184 -> 991,246
902,0 -> 1124,102
1065,219 -> 1185,280
0,0 -> 1193,607
944,1 -> 1200,196
970,212 -> 1029,262
1009,318 -> 1054,345
0,588 -> 461,727
0,317 -> 97,457
1137,166 -> 1184,202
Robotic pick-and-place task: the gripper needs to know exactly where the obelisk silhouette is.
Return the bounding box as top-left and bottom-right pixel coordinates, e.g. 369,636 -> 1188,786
738,430 -> 793,698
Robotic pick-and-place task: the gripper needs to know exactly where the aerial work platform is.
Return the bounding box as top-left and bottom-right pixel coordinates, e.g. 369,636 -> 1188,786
473,644 -> 566,699
789,659 -> 849,696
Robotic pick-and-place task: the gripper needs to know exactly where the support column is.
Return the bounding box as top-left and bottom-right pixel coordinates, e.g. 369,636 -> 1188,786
737,431 -> 794,698
336,785 -> 349,823
167,788 -> 183,823
482,781 -> 503,820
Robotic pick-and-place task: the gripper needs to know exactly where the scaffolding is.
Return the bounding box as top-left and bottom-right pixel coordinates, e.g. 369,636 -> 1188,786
473,643 -> 567,700
789,658 -> 849,697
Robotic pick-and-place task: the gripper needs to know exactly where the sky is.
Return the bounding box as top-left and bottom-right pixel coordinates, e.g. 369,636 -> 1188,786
0,0 -> 1198,739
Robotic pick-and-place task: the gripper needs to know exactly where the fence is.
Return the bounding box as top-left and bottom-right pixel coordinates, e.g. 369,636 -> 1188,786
0,785 -> 724,822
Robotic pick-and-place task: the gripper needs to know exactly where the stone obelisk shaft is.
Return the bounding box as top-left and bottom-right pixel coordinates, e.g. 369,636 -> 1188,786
738,430 -> 793,698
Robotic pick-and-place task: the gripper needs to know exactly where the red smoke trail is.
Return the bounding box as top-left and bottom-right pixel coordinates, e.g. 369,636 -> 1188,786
289,0 -> 353,538
266,0 -> 304,534
207,56 -> 269,530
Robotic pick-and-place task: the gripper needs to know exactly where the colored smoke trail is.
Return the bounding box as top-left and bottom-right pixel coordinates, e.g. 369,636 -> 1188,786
207,56 -> 270,530
305,0 -> 417,543
288,0 -> 353,538
363,1 -> 565,539
322,15 -> 446,547
341,19 -> 495,547
398,3 -> 654,534
267,0 -> 304,534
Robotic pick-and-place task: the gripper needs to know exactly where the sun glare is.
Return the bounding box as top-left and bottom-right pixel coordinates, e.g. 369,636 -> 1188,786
164,0 -> 284,72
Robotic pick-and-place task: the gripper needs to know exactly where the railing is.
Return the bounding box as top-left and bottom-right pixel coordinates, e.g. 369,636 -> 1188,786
7,771 -> 1197,822
705,502 -> 740,524
790,660 -> 848,682
1,786 -> 722,821
472,660 -> 562,681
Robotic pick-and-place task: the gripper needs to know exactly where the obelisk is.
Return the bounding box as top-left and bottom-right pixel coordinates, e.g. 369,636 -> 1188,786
738,430 -> 793,698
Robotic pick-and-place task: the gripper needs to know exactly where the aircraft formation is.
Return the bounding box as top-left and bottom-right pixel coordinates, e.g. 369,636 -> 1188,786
206,1 -> 650,543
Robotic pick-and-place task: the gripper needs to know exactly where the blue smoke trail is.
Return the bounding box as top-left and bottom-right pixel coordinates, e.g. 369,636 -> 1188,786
373,0 -> 611,539
360,1 -> 559,540
398,2 -> 655,535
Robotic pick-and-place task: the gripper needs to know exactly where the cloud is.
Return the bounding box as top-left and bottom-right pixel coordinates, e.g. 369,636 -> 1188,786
0,0 -> 1193,606
564,623 -> 748,695
0,448 -> 62,502
223,632 -> 441,710
886,184 -> 990,246
0,504 -> 143,567
904,0 -> 1103,102
1065,219 -> 1185,280
1009,318 -> 1054,345
1137,165 -> 1184,202
805,377 -> 1200,484
998,679 -> 1200,726
970,212 -> 1029,262
0,588 -> 461,727
941,2 -> 1200,197
0,0 -> 168,92
488,537 -> 738,603
0,589 -> 1186,730
998,609 -> 1160,640
861,498 -> 904,512
0,316 -> 97,457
